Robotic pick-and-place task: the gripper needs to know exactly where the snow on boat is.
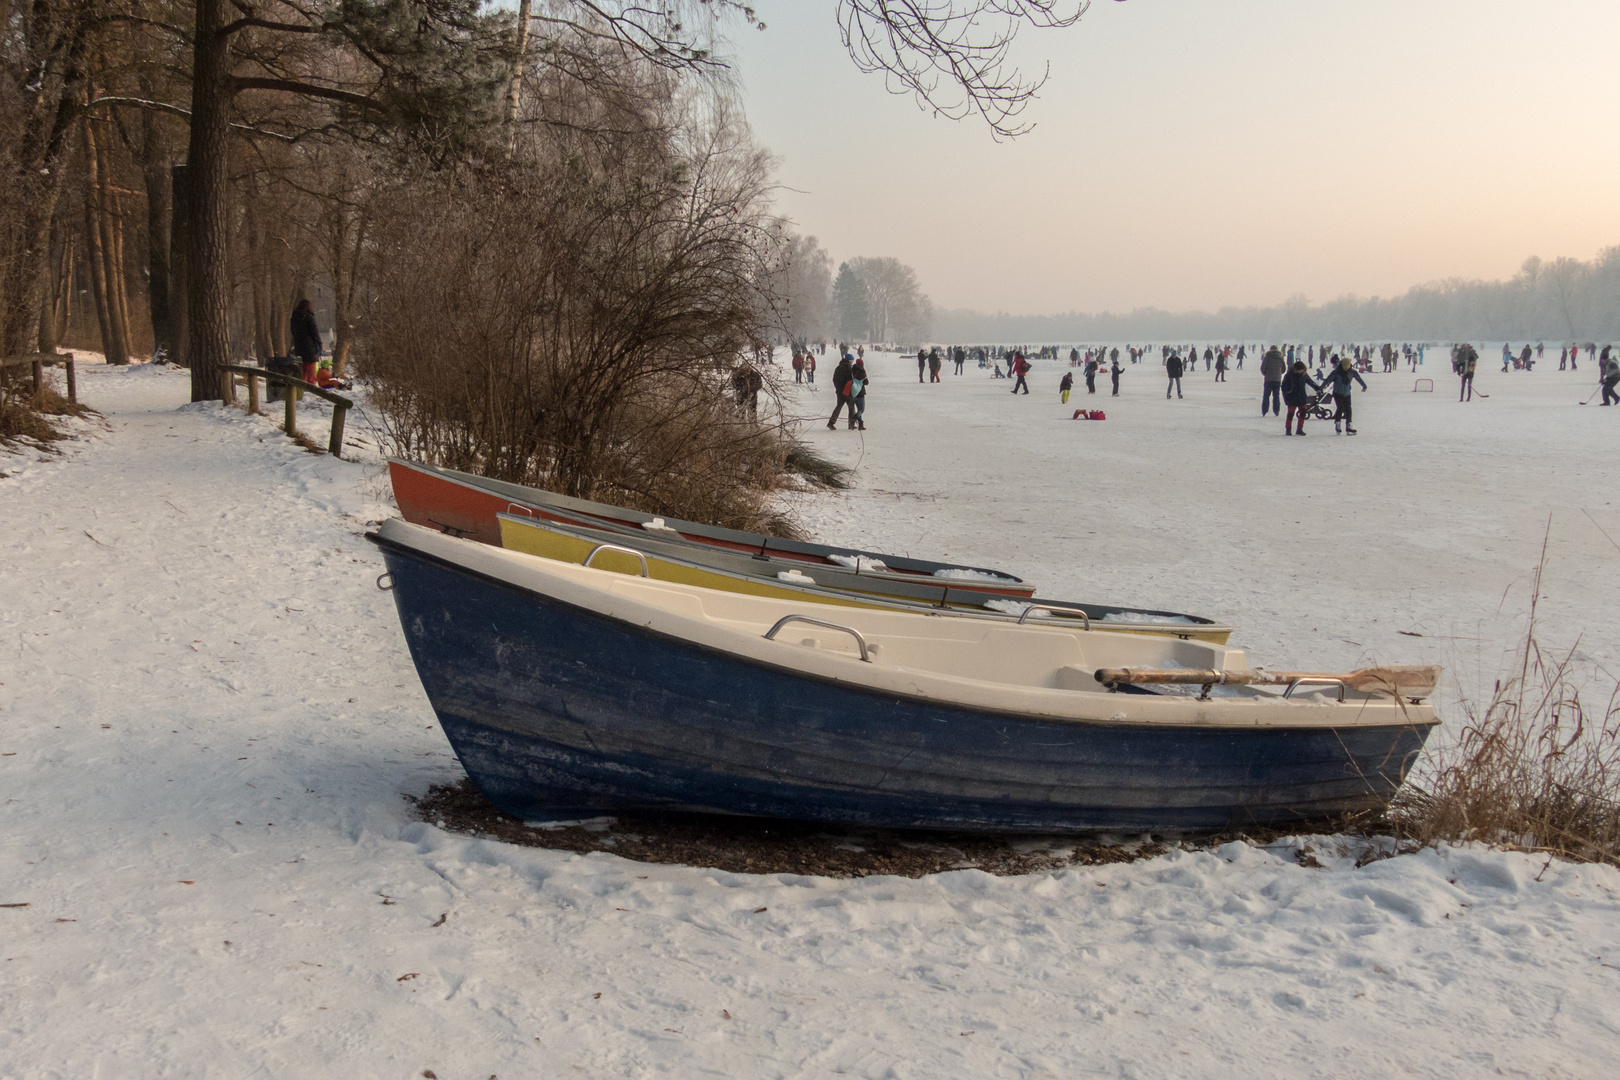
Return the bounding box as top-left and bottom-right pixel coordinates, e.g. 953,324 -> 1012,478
371,519 -> 1438,833
496,511 -> 1235,643
387,458 -> 1034,597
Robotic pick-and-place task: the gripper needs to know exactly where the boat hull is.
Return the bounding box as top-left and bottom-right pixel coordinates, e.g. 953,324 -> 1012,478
379,541 -> 1433,833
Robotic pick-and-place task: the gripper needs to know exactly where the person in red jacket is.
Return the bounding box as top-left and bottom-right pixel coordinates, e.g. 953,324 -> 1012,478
1009,351 -> 1031,395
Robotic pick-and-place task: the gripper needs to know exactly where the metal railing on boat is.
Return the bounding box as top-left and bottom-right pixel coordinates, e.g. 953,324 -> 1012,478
581,543 -> 651,577
764,615 -> 872,662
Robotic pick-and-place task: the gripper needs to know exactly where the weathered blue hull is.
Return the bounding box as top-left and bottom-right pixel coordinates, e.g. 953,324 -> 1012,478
378,540 -> 1434,833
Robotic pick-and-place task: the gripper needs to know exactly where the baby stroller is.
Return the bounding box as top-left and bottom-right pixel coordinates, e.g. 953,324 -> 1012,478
1304,385 -> 1337,422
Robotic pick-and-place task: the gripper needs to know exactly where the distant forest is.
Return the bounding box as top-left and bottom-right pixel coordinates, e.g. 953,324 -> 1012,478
935,249 -> 1620,344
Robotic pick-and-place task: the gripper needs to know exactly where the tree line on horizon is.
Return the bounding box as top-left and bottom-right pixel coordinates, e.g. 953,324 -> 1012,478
935,249 -> 1620,344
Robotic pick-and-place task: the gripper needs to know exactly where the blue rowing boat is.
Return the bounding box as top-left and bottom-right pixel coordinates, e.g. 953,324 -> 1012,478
372,520 -> 1438,833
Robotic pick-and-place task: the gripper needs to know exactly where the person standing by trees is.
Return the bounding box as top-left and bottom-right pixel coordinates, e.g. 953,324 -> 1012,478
290,299 -> 322,383
804,351 -> 816,384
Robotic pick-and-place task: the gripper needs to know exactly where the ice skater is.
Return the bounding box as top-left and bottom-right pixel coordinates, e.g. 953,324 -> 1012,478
1455,343 -> 1479,401
1165,351 -> 1184,399
1322,355 -> 1368,434
1600,348 -> 1620,406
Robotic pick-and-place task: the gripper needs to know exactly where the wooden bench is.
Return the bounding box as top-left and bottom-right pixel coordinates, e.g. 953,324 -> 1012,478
221,364 -> 354,459
0,352 -> 77,403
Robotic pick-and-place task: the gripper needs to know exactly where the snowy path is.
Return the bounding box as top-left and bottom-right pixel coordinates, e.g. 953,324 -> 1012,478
2,363 -> 1618,1079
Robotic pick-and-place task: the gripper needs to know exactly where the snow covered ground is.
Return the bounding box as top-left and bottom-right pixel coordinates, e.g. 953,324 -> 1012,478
2,358 -> 1618,1079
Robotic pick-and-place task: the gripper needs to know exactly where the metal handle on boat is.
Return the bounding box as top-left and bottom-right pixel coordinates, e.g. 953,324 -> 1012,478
764,615 -> 871,662
376,572 -> 394,591
1282,677 -> 1346,702
582,543 -> 651,577
1017,605 -> 1089,630
506,503 -> 535,517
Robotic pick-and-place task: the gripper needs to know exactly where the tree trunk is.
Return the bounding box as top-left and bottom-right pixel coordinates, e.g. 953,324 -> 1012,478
504,0 -> 532,159
246,195 -> 272,360
139,96 -> 172,360
98,134 -> 133,364
170,163 -> 190,368
81,116 -> 117,364
186,0 -> 236,402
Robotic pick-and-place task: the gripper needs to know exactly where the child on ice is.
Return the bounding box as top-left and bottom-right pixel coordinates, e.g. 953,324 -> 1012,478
1059,370 -> 1074,404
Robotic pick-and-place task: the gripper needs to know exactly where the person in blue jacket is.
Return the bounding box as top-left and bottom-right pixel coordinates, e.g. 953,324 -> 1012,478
1321,355 -> 1368,434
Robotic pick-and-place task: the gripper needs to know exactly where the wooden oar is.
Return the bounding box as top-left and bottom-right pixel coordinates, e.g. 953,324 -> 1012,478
1093,664 -> 1441,699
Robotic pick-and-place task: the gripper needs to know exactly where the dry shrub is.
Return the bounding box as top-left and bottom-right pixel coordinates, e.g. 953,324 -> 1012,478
359,80 -> 809,531
0,399 -> 60,447
1392,551 -> 1620,865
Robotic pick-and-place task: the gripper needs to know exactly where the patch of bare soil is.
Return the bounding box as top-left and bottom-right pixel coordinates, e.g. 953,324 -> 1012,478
410,779 -> 1175,878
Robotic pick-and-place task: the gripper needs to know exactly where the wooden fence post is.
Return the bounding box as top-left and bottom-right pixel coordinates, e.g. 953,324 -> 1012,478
284,382 -> 296,438
246,372 -> 259,415
31,359 -> 43,395
328,402 -> 348,458
65,354 -> 76,403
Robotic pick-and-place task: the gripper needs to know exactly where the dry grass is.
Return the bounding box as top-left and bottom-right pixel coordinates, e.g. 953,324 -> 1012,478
1390,541 -> 1620,866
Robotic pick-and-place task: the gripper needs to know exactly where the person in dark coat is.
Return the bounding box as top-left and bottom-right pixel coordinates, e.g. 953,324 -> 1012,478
828,355 -> 856,429
1165,351 -> 1184,399
1110,357 -> 1122,396
290,298 -> 322,382
1455,343 -> 1478,402
1059,370 -> 1074,404
1083,356 -> 1098,394
917,348 -> 927,384
1321,355 -> 1368,434
1281,360 -> 1321,435
1259,345 -> 1286,416
850,356 -> 869,429
928,348 -> 942,383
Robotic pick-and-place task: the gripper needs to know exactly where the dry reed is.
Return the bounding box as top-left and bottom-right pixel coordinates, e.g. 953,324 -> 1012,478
1390,538 -> 1620,865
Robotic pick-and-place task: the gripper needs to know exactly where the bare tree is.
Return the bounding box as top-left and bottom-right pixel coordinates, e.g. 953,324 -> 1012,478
837,0 -> 1093,137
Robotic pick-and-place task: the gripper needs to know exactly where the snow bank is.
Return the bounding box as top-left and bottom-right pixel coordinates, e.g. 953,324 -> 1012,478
3,360 -> 1618,1078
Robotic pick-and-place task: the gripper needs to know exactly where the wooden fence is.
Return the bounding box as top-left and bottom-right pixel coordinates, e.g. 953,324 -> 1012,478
220,364 -> 353,458
0,352 -> 77,403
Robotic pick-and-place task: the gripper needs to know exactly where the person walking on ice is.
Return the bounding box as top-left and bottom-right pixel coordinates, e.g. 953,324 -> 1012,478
1260,345 -> 1285,416
1059,370 -> 1073,404
1010,352 -> 1031,395
1165,350 -> 1184,399
1281,360 -> 1321,436
1322,355 -> 1368,434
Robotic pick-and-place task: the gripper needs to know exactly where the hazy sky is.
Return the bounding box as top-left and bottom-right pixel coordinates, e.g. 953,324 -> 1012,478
723,1 -> 1620,314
